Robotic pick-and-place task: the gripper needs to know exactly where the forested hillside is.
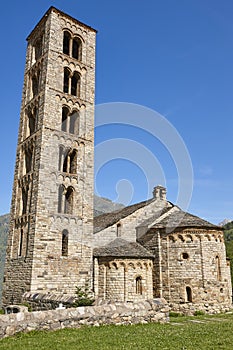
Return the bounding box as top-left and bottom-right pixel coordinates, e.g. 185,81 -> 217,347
223,221 -> 233,283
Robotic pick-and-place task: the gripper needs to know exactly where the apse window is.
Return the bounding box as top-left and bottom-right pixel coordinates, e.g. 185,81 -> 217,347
136,276 -> 142,295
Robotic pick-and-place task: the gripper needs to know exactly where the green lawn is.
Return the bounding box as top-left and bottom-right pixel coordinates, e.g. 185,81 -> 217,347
0,313 -> 233,350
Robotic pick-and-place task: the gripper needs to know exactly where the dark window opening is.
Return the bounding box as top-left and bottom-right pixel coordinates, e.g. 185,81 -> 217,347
64,187 -> 74,214
63,152 -> 68,173
34,37 -> 43,61
28,111 -> 36,135
25,148 -> 33,173
62,229 -> 68,256
18,229 -> 24,257
69,111 -> 79,134
62,107 -> 69,132
63,68 -> 70,93
186,286 -> 192,302
69,150 -> 77,174
136,276 -> 142,295
182,252 -> 189,260
72,37 -> 82,60
22,187 -> 28,215
32,75 -> 39,97
63,31 -> 71,55
71,72 -> 80,96
116,223 -> 121,237
62,149 -> 77,174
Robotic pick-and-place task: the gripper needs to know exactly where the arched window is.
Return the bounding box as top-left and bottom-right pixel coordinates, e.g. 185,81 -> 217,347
116,223 -> 122,237
58,186 -> 74,214
136,276 -> 142,295
34,37 -> 43,61
71,72 -> 80,96
18,229 -> 24,257
186,286 -> 192,302
72,37 -> 82,60
62,106 -> 69,132
64,187 -> 74,214
63,31 -> 71,55
63,68 -> 70,93
216,256 -> 221,281
62,149 -> 77,174
69,111 -> 79,134
62,229 -> 68,256
32,74 -> 39,97
25,147 -> 33,173
69,150 -> 77,174
28,110 -> 36,136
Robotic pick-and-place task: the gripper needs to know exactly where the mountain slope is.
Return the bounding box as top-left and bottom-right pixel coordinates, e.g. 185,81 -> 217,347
223,221 -> 233,283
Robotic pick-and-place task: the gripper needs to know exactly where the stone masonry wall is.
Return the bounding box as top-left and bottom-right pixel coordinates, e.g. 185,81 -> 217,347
0,299 -> 169,339
3,8 -> 96,304
142,227 -> 232,306
95,258 -> 153,302
94,199 -> 171,247
161,229 -> 232,305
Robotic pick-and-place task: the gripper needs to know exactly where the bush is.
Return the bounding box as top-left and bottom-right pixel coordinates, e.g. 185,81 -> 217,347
73,284 -> 95,307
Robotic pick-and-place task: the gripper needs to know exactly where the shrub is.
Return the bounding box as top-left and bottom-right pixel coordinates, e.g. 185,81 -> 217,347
73,284 -> 95,307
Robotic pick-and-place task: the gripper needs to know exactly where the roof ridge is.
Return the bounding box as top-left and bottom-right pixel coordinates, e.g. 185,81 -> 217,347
148,205 -> 179,228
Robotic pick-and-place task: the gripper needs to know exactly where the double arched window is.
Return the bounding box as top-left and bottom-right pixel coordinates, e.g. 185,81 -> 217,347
59,147 -> 77,174
61,107 -> 79,135
63,31 -> 82,61
63,68 -> 81,97
58,185 -> 74,215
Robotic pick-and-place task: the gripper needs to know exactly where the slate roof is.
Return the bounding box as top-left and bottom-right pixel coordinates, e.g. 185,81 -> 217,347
150,208 -> 220,230
94,197 -> 220,234
94,198 -> 154,233
136,205 -> 174,228
93,238 -> 154,258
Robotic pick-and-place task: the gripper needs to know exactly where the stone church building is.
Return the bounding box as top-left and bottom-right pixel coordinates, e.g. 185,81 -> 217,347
2,7 -> 232,312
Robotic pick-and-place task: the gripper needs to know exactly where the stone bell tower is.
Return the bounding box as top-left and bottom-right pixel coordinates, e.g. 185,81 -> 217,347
2,7 -> 96,304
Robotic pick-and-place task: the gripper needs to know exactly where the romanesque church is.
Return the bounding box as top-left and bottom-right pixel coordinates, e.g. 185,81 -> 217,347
2,7 -> 232,312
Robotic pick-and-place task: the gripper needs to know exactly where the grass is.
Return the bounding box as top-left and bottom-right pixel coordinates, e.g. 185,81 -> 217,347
0,313 -> 233,350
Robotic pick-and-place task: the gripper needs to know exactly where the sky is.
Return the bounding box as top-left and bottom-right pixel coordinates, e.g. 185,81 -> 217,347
0,0 -> 233,224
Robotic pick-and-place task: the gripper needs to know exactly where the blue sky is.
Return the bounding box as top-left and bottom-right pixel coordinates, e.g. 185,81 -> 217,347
0,0 -> 233,223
